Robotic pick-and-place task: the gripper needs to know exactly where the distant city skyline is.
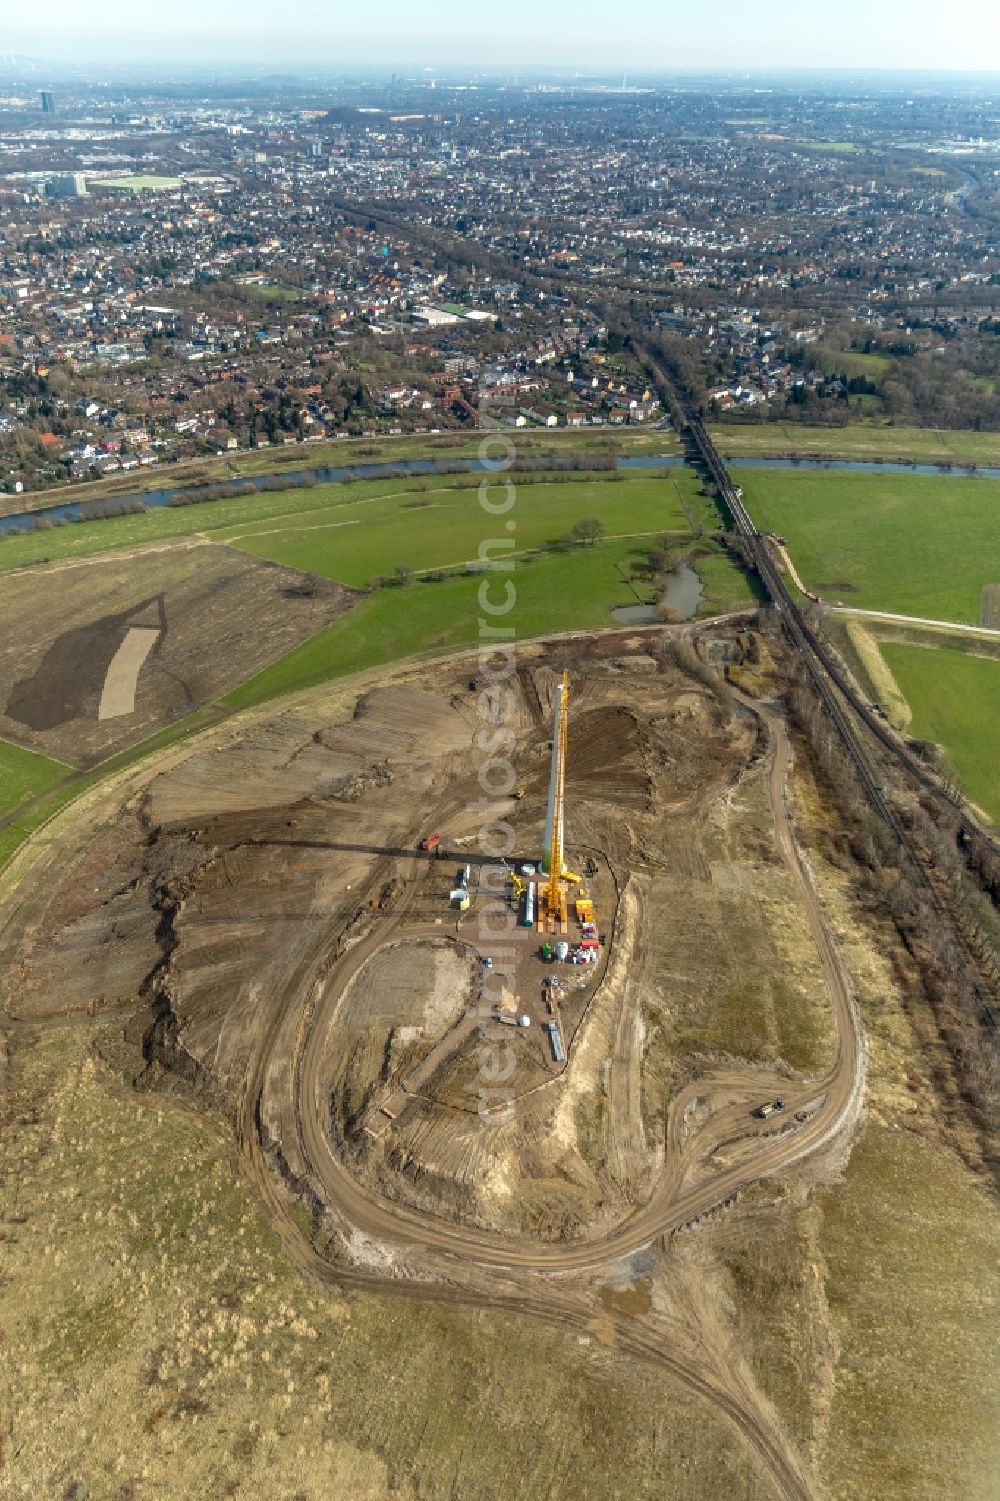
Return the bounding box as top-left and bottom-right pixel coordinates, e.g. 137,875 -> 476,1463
3,0 -> 999,73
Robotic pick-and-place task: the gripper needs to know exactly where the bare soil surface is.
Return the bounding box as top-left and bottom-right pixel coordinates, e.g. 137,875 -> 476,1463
0,542 -> 356,766
1,622 -> 995,1501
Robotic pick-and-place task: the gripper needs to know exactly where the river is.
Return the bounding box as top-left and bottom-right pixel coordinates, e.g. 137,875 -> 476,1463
2,451 -> 998,540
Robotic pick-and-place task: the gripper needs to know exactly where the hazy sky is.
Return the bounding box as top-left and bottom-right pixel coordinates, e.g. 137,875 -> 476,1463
4,0 -> 999,71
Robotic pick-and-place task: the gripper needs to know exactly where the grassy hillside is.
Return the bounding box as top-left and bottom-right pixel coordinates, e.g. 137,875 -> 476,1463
223,536 -> 755,711
0,737 -> 71,818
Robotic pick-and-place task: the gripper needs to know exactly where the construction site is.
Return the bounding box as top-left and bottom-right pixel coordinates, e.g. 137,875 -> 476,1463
1,616 -> 855,1255
2,614 -> 997,1501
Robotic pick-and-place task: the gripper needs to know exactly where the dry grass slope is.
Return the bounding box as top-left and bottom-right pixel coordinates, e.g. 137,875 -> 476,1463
0,1020 -> 785,1501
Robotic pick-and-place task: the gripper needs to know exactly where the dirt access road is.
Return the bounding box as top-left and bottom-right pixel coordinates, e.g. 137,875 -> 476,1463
239,688 -> 863,1501
0,638 -> 860,1501
289,691 -> 863,1273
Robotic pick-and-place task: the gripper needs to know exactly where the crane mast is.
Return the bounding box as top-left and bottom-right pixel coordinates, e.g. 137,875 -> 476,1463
541,671 -> 580,926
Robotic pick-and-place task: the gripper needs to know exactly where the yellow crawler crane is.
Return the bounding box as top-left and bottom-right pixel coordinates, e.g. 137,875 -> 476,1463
541,670 -> 581,931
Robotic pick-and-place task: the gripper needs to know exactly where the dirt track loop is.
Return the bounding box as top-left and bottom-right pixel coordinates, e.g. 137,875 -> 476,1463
238,689 -> 864,1501
1,642 -> 863,1501
288,693 -> 863,1272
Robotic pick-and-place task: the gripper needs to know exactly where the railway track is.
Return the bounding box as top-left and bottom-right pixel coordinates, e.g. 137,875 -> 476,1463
681,403 -> 998,856
685,412 -> 906,837
666,396 -> 997,1027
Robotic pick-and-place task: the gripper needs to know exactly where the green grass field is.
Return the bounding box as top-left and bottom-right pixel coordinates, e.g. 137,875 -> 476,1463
219,473 -> 693,587
239,282 -> 301,302
735,469 -> 1000,621
0,470 -> 692,574
223,536 -> 755,711
879,643 -> 1000,822
814,348 -> 892,379
0,737 -> 70,819
796,140 -> 862,154
712,423 -> 1000,467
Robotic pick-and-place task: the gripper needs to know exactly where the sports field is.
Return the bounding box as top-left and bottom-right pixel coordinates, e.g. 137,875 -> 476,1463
735,469 -> 1000,622
879,643 -> 1000,823
814,349 -> 892,379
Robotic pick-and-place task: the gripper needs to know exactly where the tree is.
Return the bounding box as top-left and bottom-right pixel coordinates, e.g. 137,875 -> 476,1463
572,518 -> 603,547
394,563 -> 415,586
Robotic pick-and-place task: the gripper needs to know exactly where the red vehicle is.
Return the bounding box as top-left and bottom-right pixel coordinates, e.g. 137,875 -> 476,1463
420,833 -> 442,852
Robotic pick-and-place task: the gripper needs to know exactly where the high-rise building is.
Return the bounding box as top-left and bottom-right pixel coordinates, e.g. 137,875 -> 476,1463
40,91 -> 55,114
46,174 -> 88,199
